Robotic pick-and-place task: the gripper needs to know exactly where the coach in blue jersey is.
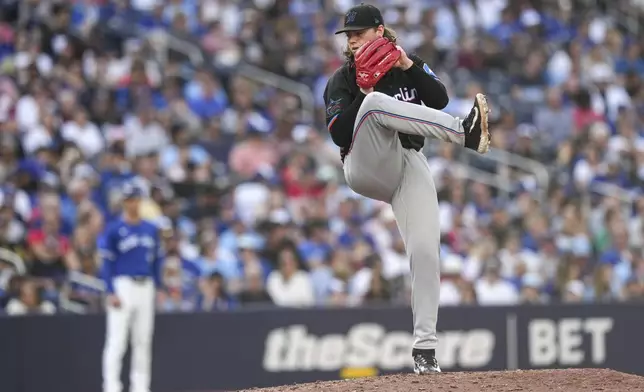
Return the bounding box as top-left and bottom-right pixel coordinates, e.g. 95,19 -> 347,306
99,181 -> 163,392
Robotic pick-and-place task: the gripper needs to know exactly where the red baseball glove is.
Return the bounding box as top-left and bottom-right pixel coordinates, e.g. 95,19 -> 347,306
354,37 -> 401,89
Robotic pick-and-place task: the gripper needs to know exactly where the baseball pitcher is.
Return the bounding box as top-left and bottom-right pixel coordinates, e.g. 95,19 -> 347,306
99,182 -> 163,392
324,3 -> 491,374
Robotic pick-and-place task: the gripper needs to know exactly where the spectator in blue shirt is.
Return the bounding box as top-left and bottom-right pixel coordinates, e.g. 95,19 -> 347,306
137,4 -> 168,32
185,71 -> 228,119
615,43 -> 644,77
234,233 -> 272,283
160,123 -> 210,181
160,229 -> 201,303
163,0 -> 199,33
94,143 -> 135,217
489,7 -> 521,46
298,219 -> 333,267
337,216 -> 376,250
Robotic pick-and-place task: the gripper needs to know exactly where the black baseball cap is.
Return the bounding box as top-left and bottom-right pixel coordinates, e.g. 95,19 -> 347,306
334,3 -> 384,35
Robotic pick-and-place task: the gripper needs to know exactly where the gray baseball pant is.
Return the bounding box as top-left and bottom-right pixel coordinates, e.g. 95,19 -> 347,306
343,92 -> 465,350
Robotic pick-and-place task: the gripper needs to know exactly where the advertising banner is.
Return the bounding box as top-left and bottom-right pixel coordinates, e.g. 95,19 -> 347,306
0,304 -> 641,392
514,304 -> 643,375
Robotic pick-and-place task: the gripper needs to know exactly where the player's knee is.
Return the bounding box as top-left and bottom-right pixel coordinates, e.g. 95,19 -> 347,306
356,92 -> 390,129
361,91 -> 389,112
409,244 -> 440,265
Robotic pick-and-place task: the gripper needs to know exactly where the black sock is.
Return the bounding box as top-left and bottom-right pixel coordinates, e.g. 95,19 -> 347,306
412,348 -> 435,357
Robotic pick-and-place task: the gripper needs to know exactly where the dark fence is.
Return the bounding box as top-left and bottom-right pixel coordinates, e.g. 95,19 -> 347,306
0,304 -> 641,392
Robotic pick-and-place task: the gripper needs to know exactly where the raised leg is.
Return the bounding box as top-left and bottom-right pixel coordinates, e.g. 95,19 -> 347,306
352,92 -> 465,146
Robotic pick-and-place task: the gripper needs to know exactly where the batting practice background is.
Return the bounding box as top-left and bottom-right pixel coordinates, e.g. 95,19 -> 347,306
0,303 -> 642,392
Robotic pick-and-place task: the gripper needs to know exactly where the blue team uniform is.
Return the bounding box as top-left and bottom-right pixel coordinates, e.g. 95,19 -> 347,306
99,181 -> 163,392
99,219 -> 163,291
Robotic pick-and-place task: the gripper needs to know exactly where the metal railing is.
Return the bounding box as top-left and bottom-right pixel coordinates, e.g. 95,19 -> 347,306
461,147 -> 640,219
461,148 -> 551,204
59,271 -> 106,314
0,248 -> 26,293
593,0 -> 642,37
138,29 -> 316,124
238,63 -> 315,124
165,33 -> 205,65
0,248 -> 27,275
587,181 -> 637,218
449,163 -> 515,195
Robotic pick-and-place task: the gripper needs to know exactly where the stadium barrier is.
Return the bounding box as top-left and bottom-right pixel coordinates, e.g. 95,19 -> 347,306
0,303 -> 641,392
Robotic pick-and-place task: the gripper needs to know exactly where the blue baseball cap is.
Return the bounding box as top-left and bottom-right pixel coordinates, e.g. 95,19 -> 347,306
15,159 -> 45,180
599,250 -> 621,265
122,182 -> 143,199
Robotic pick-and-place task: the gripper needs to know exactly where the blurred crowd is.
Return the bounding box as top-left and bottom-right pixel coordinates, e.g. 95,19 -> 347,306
1,0 -> 644,316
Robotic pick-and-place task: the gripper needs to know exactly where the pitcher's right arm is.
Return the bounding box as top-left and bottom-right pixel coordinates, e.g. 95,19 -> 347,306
323,67 -> 366,149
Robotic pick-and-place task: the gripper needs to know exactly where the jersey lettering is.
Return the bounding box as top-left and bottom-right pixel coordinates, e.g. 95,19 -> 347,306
393,87 -> 418,103
117,234 -> 155,253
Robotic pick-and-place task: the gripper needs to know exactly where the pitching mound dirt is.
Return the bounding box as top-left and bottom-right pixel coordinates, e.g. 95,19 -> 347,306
239,369 -> 644,392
